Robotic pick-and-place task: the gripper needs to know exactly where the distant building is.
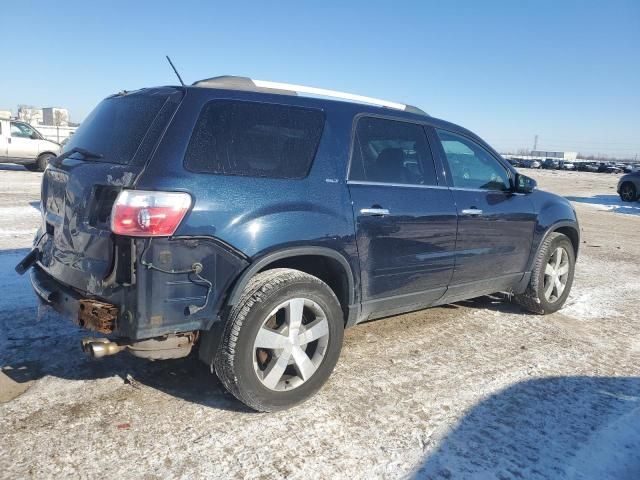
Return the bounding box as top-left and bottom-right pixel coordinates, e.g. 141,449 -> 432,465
42,107 -> 70,126
17,106 -> 43,125
531,150 -> 578,161
0,110 -> 11,120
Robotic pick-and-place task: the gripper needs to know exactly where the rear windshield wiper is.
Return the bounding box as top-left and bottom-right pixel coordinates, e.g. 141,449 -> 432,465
54,146 -> 104,165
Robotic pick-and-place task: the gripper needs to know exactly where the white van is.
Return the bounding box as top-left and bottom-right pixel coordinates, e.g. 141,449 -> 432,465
0,118 -> 61,171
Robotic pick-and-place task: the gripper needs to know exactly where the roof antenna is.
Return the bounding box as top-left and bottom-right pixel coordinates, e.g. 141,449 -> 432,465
165,55 -> 185,86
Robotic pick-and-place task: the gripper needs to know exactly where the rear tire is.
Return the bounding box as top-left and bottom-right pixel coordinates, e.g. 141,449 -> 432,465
515,232 -> 575,314
619,182 -> 637,202
212,268 -> 344,412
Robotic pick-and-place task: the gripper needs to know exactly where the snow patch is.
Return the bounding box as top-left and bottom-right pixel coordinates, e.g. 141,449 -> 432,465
562,255 -> 640,320
0,229 -> 37,237
566,194 -> 640,216
0,250 -> 35,312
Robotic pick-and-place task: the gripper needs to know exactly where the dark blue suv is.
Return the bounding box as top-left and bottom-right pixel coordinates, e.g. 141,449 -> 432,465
17,77 -> 579,411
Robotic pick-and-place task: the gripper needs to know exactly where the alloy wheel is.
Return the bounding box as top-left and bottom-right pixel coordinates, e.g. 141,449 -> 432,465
543,247 -> 570,303
620,184 -> 636,201
253,298 -> 330,391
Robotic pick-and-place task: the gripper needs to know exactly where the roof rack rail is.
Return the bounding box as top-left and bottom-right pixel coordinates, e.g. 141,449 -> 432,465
191,76 -> 427,116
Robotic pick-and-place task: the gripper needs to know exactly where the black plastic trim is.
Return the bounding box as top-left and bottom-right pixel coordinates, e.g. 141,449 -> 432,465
227,246 -> 356,308
531,220 -> 580,270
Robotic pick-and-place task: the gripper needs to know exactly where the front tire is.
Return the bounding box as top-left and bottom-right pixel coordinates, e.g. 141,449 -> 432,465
25,153 -> 55,172
515,232 -> 576,314
213,268 -> 344,412
619,182 -> 637,202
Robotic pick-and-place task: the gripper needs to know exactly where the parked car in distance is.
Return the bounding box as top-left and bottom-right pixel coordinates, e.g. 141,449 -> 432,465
0,118 -> 61,171
577,162 -> 599,172
618,171 -> 640,201
598,162 -> 623,174
558,161 -> 575,170
521,159 -> 541,169
506,158 -> 521,168
16,76 -> 580,411
542,158 -> 560,169
622,164 -> 639,173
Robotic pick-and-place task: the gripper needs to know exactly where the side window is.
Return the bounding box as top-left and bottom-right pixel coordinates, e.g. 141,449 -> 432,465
349,117 -> 437,186
435,129 -> 510,191
10,122 -> 35,139
184,100 -> 325,179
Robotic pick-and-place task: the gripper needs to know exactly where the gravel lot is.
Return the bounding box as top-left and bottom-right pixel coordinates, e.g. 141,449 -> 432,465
0,166 -> 639,479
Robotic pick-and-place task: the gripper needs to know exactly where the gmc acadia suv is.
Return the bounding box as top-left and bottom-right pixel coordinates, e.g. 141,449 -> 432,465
16,77 -> 579,411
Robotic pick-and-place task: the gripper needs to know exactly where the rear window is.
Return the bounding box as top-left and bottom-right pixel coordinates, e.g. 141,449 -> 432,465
184,100 -> 325,178
62,92 -> 170,165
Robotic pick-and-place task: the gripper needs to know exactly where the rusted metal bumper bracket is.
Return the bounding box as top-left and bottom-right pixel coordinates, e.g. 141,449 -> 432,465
78,299 -> 118,334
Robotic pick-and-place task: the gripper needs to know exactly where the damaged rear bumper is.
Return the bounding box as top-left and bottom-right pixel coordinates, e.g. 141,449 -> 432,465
25,236 -> 249,342
30,265 -> 87,321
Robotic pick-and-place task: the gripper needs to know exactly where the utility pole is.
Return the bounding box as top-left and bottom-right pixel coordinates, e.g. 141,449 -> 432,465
533,135 -> 538,152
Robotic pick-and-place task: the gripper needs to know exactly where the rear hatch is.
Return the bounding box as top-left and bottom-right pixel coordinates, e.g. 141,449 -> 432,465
37,87 -> 184,294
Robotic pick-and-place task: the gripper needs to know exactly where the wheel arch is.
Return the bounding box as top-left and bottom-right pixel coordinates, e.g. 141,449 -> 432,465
532,221 -> 580,269
226,246 -> 357,324
38,150 -> 59,159
553,225 -> 580,258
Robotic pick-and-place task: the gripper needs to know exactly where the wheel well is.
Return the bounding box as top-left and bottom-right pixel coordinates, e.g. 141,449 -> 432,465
554,226 -> 579,258
258,255 -> 351,321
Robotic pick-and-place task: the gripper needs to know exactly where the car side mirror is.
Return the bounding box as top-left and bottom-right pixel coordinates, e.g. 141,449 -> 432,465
30,132 -> 39,140
514,173 -> 537,193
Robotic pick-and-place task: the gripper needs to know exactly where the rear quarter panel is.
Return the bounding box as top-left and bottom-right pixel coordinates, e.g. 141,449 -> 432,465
134,88 -> 360,297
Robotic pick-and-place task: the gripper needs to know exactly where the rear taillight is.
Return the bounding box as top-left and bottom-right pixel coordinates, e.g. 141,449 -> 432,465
110,190 -> 192,237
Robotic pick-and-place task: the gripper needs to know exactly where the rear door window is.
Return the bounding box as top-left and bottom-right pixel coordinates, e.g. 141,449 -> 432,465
184,100 -> 325,179
349,116 -> 437,186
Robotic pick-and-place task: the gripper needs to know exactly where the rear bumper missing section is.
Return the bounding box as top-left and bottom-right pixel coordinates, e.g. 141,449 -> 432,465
30,266 -> 118,334
30,266 -> 86,321
31,266 -> 199,359
27,235 -> 250,341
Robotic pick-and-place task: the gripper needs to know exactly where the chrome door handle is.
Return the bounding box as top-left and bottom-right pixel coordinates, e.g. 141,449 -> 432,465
461,208 -> 483,216
360,208 -> 390,216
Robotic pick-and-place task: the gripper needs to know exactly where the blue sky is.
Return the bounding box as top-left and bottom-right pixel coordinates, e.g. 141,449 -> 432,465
2,0 -> 639,157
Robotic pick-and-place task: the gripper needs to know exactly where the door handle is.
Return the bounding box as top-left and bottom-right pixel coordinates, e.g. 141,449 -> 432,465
360,208 -> 390,216
461,208 -> 483,216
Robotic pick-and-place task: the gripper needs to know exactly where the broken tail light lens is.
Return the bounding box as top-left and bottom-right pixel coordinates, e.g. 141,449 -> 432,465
110,190 -> 192,237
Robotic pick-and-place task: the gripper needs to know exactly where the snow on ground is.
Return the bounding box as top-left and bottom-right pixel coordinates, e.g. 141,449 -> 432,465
566,194 -> 640,216
0,168 -> 639,479
0,249 -> 35,313
562,254 -> 640,319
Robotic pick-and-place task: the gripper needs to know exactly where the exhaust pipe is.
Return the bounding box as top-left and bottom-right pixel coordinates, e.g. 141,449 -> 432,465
81,333 -> 196,360
82,338 -> 124,358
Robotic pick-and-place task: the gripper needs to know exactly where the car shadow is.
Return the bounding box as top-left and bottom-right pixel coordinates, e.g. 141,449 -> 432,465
413,376 -> 640,479
451,293 -> 530,316
0,164 -> 28,172
0,247 -> 251,412
566,194 -> 640,216
1,314 -> 251,413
